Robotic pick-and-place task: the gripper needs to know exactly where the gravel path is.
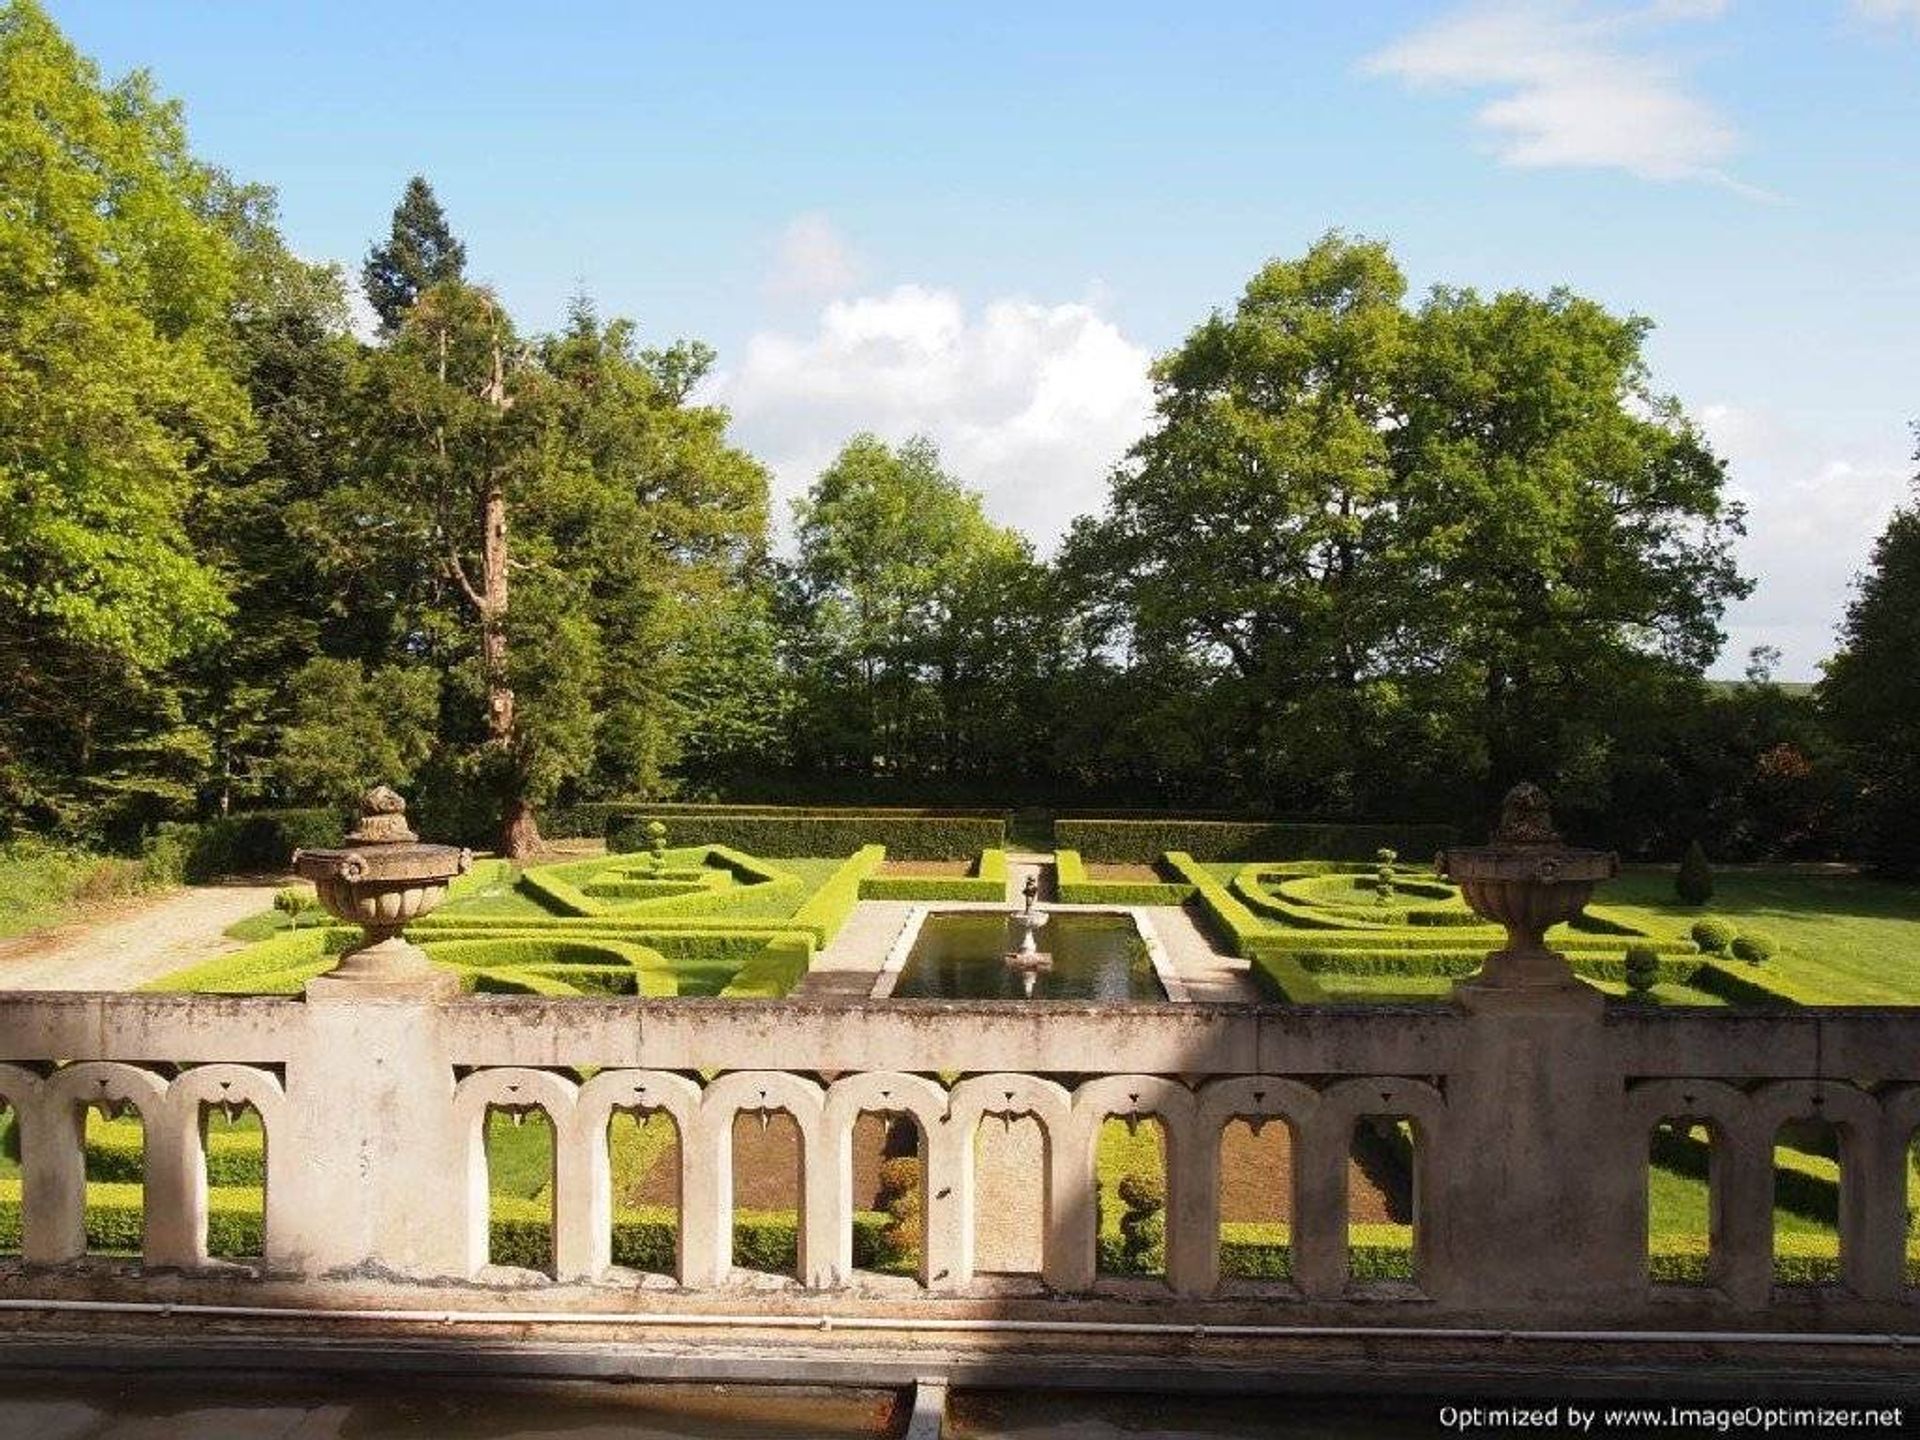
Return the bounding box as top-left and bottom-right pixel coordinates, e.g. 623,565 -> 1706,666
0,881 -> 287,992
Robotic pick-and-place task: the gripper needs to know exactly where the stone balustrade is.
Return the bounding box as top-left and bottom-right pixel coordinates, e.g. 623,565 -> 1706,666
0,988 -> 1916,1329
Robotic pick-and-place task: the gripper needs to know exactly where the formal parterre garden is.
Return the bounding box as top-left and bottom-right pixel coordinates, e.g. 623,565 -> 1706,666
6,806 -> 1912,1283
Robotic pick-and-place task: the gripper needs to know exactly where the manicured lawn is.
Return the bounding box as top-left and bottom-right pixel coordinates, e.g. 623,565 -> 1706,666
1597,869 -> 1920,1006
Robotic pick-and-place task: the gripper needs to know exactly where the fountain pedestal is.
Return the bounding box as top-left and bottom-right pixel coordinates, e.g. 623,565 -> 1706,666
1436,783 -> 1618,1015
292,786 -> 471,1000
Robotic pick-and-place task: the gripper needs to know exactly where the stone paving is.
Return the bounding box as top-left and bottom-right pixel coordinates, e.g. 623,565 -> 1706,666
789,900 -> 915,1000
0,881 -> 285,993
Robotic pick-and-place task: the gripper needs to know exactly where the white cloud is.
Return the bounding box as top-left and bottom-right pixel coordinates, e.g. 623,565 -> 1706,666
712,284 -> 1155,551
1364,1 -> 1759,192
764,213 -> 862,300
1695,403 -> 1911,679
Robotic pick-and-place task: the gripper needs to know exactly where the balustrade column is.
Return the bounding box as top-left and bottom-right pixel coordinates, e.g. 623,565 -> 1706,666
1840,1125 -> 1907,1302
1042,1124 -> 1097,1293
554,1113 -> 610,1282
18,1099 -> 86,1265
1291,1110 -> 1351,1299
804,1119 -> 852,1289
679,1109 -> 730,1287
924,1112 -> 973,1292
142,1102 -> 207,1270
1708,1126 -> 1776,1308
1165,1122 -> 1220,1296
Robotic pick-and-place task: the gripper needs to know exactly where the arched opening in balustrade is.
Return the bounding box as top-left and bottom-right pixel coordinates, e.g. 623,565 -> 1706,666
972,1111 -> 1046,1278
1772,1118 -> 1842,1287
852,1111 -> 926,1284
732,1107 -> 803,1281
83,1098 -> 145,1259
1348,1116 -> 1418,1288
0,1099 -> 17,1257
607,1106 -> 681,1278
1219,1116 -> 1293,1285
1646,1118 -> 1716,1285
1095,1114 -> 1167,1281
485,1104 -> 557,1277
202,1100 -> 265,1262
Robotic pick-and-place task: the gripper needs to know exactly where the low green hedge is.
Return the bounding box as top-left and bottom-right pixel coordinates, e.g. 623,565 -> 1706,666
788,846 -> 884,941
860,849 -> 1008,901
1054,850 -> 1195,906
718,934 -> 816,999
143,926 -> 346,995
1056,820 -> 1456,864
85,1119 -> 263,1187
487,1195 -> 897,1273
0,1177 -> 263,1256
517,847 -> 799,920
608,813 -> 1004,860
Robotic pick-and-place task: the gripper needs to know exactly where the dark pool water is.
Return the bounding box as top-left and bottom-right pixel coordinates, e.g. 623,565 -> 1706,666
892,911 -> 1161,1001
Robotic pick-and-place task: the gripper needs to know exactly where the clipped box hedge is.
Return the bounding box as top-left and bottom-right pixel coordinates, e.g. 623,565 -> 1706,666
486,1196 -> 898,1274
608,812 -> 1004,860
1055,820 -> 1456,864
1054,850 -> 1196,906
860,849 -> 1008,902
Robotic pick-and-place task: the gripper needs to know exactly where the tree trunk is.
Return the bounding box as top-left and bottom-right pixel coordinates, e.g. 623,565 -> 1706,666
480,483 -> 514,745
500,794 -> 542,860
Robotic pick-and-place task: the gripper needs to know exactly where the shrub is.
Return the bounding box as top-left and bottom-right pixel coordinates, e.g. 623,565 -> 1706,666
646,820 -> 668,860
860,849 -> 1007,901
1623,943 -> 1660,996
1675,840 -> 1714,906
1053,849 -> 1195,905
608,811 -> 1004,860
1054,819 -> 1454,864
1730,931 -> 1778,965
167,809 -> 342,881
273,886 -> 318,931
718,933 -> 815,998
874,1156 -> 923,1270
1690,918 -> 1737,954
1115,1172 -> 1166,1273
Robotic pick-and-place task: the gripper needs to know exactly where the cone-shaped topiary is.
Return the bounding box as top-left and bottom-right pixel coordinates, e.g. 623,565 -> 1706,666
1675,840 -> 1714,906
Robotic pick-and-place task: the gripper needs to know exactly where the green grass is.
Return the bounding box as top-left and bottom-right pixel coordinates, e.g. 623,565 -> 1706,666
0,845 -> 166,940
1598,869 -> 1920,1006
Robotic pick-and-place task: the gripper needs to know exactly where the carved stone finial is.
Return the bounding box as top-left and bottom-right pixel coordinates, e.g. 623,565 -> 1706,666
1493,782 -> 1561,848
345,785 -> 418,845
362,785 -> 407,817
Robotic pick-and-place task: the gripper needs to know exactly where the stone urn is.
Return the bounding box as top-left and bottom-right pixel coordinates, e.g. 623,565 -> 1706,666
292,786 -> 471,998
1436,782 -> 1619,1007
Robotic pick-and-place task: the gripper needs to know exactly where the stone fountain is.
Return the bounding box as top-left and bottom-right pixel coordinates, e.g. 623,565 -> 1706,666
292,786 -> 472,999
1004,872 -> 1053,998
1436,782 -> 1619,1011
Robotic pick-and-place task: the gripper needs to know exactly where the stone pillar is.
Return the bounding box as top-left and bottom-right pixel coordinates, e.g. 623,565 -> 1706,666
1709,1125 -> 1776,1308
1042,1125 -> 1096,1293
1840,1124 -> 1907,1303
142,1101 -> 207,1270
680,1108 -> 730,1287
1292,1111 -> 1350,1299
271,988 -> 465,1278
19,1098 -> 86,1265
924,1112 -> 972,1292
1165,1121 -> 1220,1296
804,1118 -> 850,1289
1425,987 -> 1644,1311
555,1110 -> 610,1282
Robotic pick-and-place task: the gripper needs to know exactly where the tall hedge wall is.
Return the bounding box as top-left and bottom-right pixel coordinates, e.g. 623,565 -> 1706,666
608,812 -> 1004,859
150,808 -> 341,882
1053,820 -> 1456,864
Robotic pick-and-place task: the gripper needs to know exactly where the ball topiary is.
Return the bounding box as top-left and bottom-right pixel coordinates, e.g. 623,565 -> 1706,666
1674,840 -> 1714,906
1690,917 -> 1737,954
1623,943 -> 1660,996
1730,931 -> 1777,965
272,886 -> 318,931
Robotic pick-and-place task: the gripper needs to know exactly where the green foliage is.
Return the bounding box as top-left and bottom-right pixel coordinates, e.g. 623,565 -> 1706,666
860,849 -> 1007,901
272,886 -> 316,930
1822,471 -> 1920,874
1115,1171 -> 1167,1274
156,808 -> 340,880
1623,943 -> 1661,995
608,809 -> 1004,860
1054,850 -> 1196,905
273,658 -> 438,810
1675,839 -> 1715,905
360,176 -> 465,334
1730,930 -> 1778,965
1691,917 -> 1737,953
1054,819 -> 1453,864
0,840 -> 178,939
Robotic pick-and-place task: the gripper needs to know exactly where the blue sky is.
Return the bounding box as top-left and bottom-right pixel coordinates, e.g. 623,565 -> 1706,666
48,0 -> 1920,678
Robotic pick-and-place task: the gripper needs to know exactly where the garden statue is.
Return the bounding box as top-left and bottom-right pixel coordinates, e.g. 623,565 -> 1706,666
292,785 -> 472,997
1004,869 -> 1052,996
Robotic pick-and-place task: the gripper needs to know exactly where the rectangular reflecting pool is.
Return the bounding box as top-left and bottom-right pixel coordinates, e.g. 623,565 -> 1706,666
890,911 -> 1164,1001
